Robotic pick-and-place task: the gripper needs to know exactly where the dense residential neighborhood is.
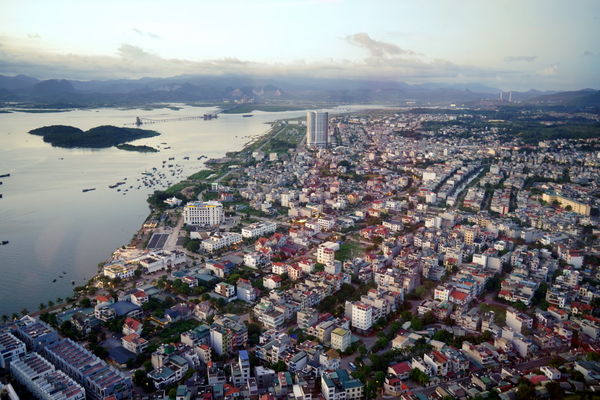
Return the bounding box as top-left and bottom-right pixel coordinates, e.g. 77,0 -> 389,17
2,107 -> 600,400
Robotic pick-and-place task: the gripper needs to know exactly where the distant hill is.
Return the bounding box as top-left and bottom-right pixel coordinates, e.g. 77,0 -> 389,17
29,125 -> 160,148
0,73 -> 596,109
526,89 -> 600,107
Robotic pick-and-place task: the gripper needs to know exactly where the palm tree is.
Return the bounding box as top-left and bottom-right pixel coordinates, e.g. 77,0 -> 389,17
39,303 -> 46,311
20,308 -> 29,317
1,315 -> 8,323
11,313 -> 19,320
56,297 -> 63,304
47,300 -> 55,308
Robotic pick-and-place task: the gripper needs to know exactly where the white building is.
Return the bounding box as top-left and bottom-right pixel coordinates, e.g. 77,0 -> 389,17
330,328 -> 351,352
138,250 -> 187,273
306,111 -> 329,148
237,279 -> 257,303
242,222 -> 277,239
506,309 -> 533,333
317,242 -> 340,265
0,332 -> 26,369
183,201 -> 224,226
202,232 -> 243,252
244,252 -> 270,268
351,302 -> 373,332
103,263 -> 136,280
10,352 -> 85,400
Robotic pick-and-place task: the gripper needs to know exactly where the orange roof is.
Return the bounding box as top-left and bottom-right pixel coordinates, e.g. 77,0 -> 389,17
450,290 -> 469,301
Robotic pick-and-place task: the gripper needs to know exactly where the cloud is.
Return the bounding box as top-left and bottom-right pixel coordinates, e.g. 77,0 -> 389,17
536,64 -> 558,76
583,50 -> 594,56
27,33 -> 41,39
504,55 -> 537,62
345,32 -> 418,57
0,37 -> 519,87
132,28 -> 160,39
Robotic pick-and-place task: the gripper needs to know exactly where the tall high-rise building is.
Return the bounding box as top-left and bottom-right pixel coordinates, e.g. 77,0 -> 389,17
306,111 -> 329,148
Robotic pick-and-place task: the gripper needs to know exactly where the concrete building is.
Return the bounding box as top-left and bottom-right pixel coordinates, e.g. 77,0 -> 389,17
330,328 -> 351,352
0,332 -> 26,369
306,111 -> 329,148
242,221 -> 277,239
321,369 -> 363,400
202,232 -> 243,252
231,350 -> 251,387
317,241 -> 340,265
43,338 -> 132,400
542,192 -> 591,216
350,302 -> 373,332
506,309 -> 533,333
10,352 -> 85,400
121,333 -> 148,354
183,201 -> 224,226
236,279 -> 258,303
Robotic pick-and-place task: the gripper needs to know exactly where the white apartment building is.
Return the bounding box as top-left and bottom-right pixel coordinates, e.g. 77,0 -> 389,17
351,302 -> 373,332
506,309 -> 534,333
202,232 -> 242,252
317,241 -> 340,265
242,222 -> 277,239
318,218 -> 335,231
183,201 -> 224,226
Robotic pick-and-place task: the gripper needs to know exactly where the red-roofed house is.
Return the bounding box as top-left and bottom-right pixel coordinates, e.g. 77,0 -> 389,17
449,290 -> 470,306
264,274 -> 282,290
388,361 -> 411,379
122,317 -> 143,336
384,377 -> 411,396
131,290 -> 149,306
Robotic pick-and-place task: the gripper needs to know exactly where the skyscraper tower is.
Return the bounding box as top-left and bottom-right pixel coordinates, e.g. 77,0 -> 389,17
306,111 -> 329,148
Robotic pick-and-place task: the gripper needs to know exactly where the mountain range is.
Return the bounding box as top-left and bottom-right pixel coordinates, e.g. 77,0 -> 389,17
0,74 -> 598,109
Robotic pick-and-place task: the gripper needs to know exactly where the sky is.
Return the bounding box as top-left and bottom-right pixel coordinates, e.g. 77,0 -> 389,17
0,0 -> 599,90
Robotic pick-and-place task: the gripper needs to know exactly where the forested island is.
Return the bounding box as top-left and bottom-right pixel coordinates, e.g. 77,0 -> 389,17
28,125 -> 160,149
115,144 -> 159,153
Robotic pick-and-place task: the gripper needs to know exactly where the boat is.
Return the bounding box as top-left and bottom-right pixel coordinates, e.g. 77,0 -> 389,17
82,188 -> 96,193
0,173 -> 10,178
242,114 -> 253,117
1,240 -> 8,245
52,279 -> 56,283
71,281 -> 75,285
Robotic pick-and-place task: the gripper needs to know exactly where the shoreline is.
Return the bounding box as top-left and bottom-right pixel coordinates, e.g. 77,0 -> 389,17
30,118 -> 293,316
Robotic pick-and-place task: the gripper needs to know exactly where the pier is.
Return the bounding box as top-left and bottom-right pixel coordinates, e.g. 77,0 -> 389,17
127,114 -> 219,127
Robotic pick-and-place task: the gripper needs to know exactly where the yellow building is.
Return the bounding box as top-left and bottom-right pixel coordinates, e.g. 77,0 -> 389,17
542,192 -> 591,216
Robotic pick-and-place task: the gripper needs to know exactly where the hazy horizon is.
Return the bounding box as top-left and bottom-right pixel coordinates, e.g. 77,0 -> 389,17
1,0 -> 599,91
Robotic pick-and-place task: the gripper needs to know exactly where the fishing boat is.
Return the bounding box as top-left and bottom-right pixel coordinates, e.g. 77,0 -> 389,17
82,188 -> 96,192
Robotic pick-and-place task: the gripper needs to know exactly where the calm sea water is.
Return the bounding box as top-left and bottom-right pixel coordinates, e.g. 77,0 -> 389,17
0,104 -> 381,317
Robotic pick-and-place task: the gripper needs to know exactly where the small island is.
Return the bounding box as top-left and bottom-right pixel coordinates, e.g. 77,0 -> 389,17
29,125 -> 160,149
115,144 -> 159,153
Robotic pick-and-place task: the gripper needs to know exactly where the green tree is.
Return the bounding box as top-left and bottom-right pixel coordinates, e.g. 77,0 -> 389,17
409,368 -> 430,385
80,298 -> 92,308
